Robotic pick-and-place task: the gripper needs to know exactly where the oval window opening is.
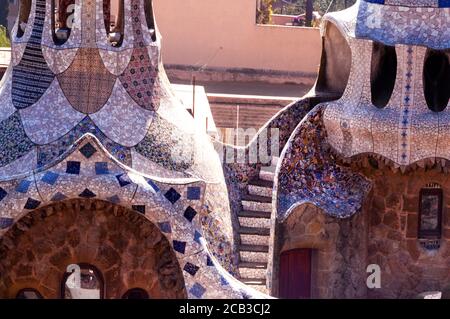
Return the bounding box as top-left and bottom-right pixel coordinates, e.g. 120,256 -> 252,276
52,0 -> 75,45
370,42 -> 397,108
424,49 -> 450,112
17,0 -> 32,38
104,0 -> 125,47
144,0 -> 157,41
315,22 -> 351,99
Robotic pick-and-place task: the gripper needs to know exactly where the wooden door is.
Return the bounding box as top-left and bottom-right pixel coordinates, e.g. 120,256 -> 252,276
279,249 -> 312,299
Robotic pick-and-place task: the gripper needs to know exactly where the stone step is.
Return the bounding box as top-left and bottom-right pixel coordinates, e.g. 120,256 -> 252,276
239,266 -> 267,279
259,169 -> 275,182
240,250 -> 268,263
238,210 -> 271,219
239,261 -> 268,269
271,156 -> 280,167
248,284 -> 269,295
240,234 -> 269,246
240,278 -> 267,285
239,244 -> 269,253
248,178 -> 273,188
248,184 -> 272,198
238,216 -> 270,228
238,226 -> 270,236
242,200 -> 272,212
241,193 -> 272,203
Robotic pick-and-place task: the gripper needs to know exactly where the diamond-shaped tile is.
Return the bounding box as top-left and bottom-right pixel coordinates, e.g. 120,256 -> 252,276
66,161 -> 81,175
95,162 -> 109,175
24,198 -> 41,210
173,240 -> 186,254
51,192 -> 67,202
0,187 -> 7,201
194,231 -> 202,244
158,221 -> 172,234
165,188 -> 181,204
79,188 -> 96,198
41,171 -> 59,185
79,143 -> 97,159
187,187 -> 201,200
189,283 -> 206,299
183,262 -> 200,276
116,174 -> 131,187
132,205 -> 145,214
184,206 -> 197,222
16,180 -> 31,194
0,218 -> 13,229
220,276 -> 229,286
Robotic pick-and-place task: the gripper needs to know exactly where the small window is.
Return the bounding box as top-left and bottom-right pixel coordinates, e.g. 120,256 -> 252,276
423,49 -> 450,112
51,0 -> 75,45
418,184 -> 443,239
16,288 -> 43,299
104,0 -> 125,47
370,42 -> 397,108
17,0 -> 32,38
122,288 -> 149,299
61,264 -> 104,299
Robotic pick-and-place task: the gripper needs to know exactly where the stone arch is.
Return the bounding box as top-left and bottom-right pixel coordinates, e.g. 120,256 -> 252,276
271,203 -> 367,299
0,199 -> 187,299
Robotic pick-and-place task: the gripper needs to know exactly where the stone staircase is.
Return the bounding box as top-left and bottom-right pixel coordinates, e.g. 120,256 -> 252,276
237,156 -> 278,294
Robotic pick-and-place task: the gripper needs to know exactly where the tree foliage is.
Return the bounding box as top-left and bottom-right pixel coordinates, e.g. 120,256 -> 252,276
256,0 -> 275,24
273,0 -> 356,15
0,26 -> 11,47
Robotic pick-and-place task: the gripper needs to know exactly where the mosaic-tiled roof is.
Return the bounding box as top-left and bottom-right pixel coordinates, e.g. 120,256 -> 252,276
0,0 -> 223,183
323,0 -> 450,49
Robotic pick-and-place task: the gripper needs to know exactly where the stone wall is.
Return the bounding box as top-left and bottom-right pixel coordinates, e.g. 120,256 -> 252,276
359,165 -> 450,298
273,203 -> 368,299
0,199 -> 187,299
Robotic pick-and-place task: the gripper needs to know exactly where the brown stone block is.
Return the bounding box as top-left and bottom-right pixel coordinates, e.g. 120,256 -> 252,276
402,194 -> 419,213
406,240 -> 420,261
443,228 -> 450,240
406,214 -> 418,238
386,193 -> 401,209
383,211 -> 400,229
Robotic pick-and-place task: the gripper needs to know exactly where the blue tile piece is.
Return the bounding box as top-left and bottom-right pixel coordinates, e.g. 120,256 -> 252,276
116,174 -> 131,187
364,0 -> 384,3
173,240 -> 186,254
107,195 -> 120,204
79,188 -> 96,198
41,171 -> 59,185
16,180 -> 31,194
147,179 -> 160,192
66,161 -> 81,175
132,205 -> 145,214
51,192 -> 67,202
220,276 -> 229,286
165,188 -> 181,204
189,283 -> 206,299
158,221 -> 172,234
0,217 -> 13,229
187,187 -> 201,200
440,0 -> 450,7
183,262 -> 200,276
95,162 -> 109,175
206,255 -> 213,266
184,206 -> 197,222
24,198 -> 41,210
79,143 -> 97,159
194,230 -> 202,244
0,187 -> 7,202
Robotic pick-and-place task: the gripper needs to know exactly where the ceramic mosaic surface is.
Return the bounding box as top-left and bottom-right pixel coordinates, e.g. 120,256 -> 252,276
0,0 -> 250,299
323,1 -> 450,167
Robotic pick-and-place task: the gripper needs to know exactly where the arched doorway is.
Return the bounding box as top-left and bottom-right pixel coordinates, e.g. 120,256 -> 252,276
0,199 -> 187,299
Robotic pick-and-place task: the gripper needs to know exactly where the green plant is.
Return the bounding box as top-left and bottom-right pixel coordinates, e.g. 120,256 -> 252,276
0,25 -> 10,47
